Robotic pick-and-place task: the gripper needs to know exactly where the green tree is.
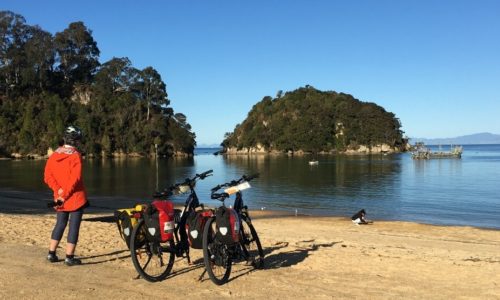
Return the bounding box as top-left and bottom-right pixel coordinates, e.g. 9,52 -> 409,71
0,11 -> 30,97
54,21 -> 99,86
135,67 -> 169,121
24,26 -> 55,93
18,100 -> 34,153
0,11 -> 196,158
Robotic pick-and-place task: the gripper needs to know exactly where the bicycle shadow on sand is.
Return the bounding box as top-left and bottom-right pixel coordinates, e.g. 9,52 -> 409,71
263,240 -> 340,269
197,242 -> 288,283
165,258 -> 206,280
223,240 -> 340,283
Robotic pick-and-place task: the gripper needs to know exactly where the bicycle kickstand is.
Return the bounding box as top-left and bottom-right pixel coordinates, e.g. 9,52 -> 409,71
198,269 -> 206,281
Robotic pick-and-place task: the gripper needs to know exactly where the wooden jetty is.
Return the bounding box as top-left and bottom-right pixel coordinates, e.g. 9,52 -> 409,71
411,143 -> 463,159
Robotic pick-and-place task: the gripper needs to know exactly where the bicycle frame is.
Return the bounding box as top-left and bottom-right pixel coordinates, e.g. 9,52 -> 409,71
138,170 -> 212,261
201,173 -> 264,285
171,185 -> 202,261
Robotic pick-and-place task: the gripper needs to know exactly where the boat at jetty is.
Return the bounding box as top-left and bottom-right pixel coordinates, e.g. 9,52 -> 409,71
411,143 -> 463,159
308,160 -> 319,165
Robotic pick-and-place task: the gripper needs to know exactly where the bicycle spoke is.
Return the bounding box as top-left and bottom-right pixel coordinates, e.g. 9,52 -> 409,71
130,220 -> 174,282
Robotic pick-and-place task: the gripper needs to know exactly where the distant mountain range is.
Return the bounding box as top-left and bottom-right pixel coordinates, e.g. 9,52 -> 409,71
196,144 -> 222,148
409,132 -> 500,145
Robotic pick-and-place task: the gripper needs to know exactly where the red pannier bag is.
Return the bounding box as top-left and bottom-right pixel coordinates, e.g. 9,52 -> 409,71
143,200 -> 175,242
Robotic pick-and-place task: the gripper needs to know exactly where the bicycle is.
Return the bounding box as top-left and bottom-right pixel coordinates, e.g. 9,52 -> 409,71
129,170 -> 213,282
201,173 -> 264,285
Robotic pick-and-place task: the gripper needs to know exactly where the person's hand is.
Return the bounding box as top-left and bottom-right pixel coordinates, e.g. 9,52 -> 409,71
53,197 -> 64,210
58,188 -> 63,197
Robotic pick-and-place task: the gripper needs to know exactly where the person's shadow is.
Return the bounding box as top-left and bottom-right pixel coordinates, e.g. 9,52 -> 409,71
79,250 -> 130,265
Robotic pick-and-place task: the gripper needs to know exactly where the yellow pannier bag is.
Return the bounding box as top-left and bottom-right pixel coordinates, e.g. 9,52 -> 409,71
114,205 -> 144,248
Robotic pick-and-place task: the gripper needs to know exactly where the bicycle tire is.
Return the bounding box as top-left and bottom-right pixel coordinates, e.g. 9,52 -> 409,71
130,219 -> 175,282
202,217 -> 232,285
240,217 -> 264,268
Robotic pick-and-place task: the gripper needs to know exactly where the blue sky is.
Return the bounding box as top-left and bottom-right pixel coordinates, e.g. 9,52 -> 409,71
3,0 -> 500,145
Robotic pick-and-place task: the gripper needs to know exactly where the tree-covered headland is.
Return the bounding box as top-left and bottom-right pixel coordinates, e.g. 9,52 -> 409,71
222,86 -> 407,154
0,11 -> 195,158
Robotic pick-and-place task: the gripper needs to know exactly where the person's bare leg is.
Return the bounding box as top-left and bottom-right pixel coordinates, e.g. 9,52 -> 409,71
66,243 -> 76,256
49,239 -> 60,252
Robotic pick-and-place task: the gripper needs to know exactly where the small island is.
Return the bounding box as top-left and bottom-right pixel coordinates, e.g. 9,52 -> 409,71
221,86 -> 407,155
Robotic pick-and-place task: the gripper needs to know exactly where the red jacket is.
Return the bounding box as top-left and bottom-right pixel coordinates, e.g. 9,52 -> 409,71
44,146 -> 87,212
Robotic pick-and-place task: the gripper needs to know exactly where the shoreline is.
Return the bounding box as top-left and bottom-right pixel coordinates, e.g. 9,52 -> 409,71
1,212 -> 499,299
1,188 -> 498,231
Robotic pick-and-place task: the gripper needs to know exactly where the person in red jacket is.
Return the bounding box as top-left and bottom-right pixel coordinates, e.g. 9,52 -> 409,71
44,125 -> 88,266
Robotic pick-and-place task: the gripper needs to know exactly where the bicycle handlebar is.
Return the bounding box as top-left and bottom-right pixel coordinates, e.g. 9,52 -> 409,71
197,169 -> 213,180
153,169 -> 213,198
211,192 -> 229,200
210,173 -> 259,193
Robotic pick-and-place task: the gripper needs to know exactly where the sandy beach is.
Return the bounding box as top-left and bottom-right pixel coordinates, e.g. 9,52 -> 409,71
0,208 -> 499,300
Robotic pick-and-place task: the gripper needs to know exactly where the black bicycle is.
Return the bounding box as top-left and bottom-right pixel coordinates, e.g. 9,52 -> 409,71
129,170 -> 213,282
202,173 -> 264,285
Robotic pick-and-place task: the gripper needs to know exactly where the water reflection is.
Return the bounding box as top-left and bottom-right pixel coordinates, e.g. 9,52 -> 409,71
222,154 -> 402,215
1,145 -> 499,228
87,157 -> 198,199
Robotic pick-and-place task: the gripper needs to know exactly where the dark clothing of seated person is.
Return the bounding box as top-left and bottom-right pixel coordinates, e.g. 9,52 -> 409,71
351,209 -> 369,225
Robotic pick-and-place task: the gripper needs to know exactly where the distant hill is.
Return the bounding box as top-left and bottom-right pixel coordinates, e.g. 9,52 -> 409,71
410,133 -> 500,145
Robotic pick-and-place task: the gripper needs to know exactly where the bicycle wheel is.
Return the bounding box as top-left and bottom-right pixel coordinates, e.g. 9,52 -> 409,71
202,217 -> 232,285
130,219 -> 175,282
240,216 -> 264,268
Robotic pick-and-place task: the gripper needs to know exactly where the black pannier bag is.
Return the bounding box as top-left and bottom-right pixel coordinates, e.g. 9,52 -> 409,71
186,211 -> 204,249
215,206 -> 240,245
185,210 -> 213,249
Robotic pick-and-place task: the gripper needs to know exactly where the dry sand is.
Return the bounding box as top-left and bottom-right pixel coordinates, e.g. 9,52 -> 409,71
0,211 -> 499,299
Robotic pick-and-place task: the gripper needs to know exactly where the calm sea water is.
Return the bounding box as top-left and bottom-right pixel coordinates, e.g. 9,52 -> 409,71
1,145 -> 499,229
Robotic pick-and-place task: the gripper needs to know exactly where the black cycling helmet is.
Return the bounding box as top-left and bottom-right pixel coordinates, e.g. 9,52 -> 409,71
64,125 -> 82,145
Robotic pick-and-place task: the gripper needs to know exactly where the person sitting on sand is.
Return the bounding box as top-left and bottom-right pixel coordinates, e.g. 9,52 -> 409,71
351,209 -> 371,225
44,126 -> 88,266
